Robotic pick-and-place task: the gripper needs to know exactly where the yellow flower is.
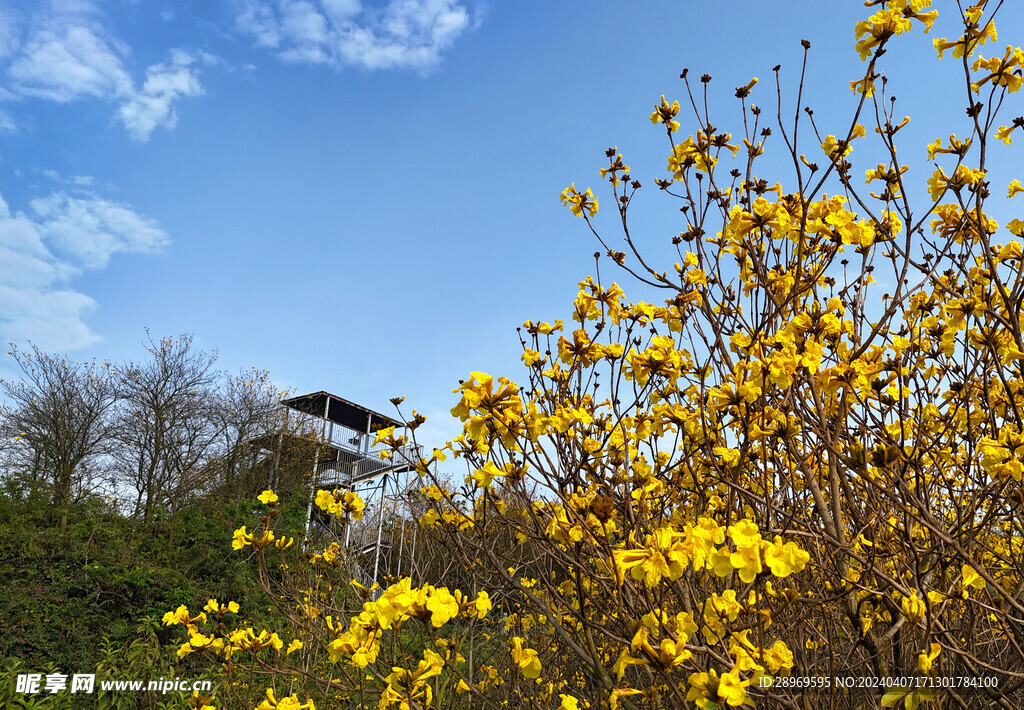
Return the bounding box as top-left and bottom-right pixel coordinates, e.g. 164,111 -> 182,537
522,348 -> 543,366
471,591 -> 492,619
902,592 -> 927,623
600,152 -> 630,185
667,135 -> 719,177
918,643 -> 941,675
717,668 -> 751,706
286,640 -> 303,655
612,649 -> 646,680
762,640 -> 795,672
420,485 -> 444,501
373,425 -> 396,446
510,637 -> 542,678
961,564 -> 986,597
686,670 -> 720,709
650,95 -> 680,133
764,536 -> 811,577
472,461 -> 505,488
314,489 -> 365,521
257,489 -> 278,505
556,695 -> 580,710
232,525 -> 254,550
996,124 -> 1017,144
162,604 -> 190,626
162,605 -> 207,633
560,183 -> 599,218
425,589 -> 460,627
855,8 -> 913,61
727,519 -> 761,548
255,689 -> 316,710
851,75 -> 877,96
1009,179 -> 1024,198
186,632 -> 223,653
821,134 -> 852,159
609,688 -> 642,709
730,543 -> 763,583
709,545 -> 734,578
204,599 -> 239,615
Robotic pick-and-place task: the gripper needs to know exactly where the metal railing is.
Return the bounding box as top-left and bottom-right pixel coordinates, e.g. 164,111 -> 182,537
288,412 -> 407,458
313,443 -> 422,488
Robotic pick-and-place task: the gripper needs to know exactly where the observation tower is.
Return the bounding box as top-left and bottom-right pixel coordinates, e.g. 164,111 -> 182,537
279,391 -> 421,593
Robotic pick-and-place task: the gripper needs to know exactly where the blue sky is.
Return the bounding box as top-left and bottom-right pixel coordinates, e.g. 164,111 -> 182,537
0,1 -> 1022,449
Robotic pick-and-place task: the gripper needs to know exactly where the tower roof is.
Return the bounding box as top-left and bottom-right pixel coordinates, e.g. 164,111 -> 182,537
280,391 -> 402,433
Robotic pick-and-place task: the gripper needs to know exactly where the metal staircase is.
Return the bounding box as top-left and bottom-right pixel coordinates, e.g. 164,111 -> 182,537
281,391 -> 420,598
306,471 -> 417,599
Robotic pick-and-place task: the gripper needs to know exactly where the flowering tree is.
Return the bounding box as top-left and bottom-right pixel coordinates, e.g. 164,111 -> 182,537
167,2 -> 1024,708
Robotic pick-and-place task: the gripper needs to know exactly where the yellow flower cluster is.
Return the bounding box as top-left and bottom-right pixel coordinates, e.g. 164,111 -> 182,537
970,45 -> 1024,93
325,578 -> 490,668
559,183 -> 598,218
609,518 -> 809,589
231,524 -> 277,550
977,428 -> 1024,481
379,649 -> 445,710
314,488 -> 365,521
163,601 -> 294,662
854,2 -> 936,61
666,131 -> 738,178
255,689 -> 315,710
934,3 -> 996,58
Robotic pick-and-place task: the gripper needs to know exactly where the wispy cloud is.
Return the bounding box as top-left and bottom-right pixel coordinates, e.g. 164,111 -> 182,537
0,188 -> 168,351
42,170 -> 96,186
30,191 -> 169,269
1,0 -> 208,141
234,0 -> 477,70
0,6 -> 21,59
117,49 -> 205,141
9,23 -> 132,102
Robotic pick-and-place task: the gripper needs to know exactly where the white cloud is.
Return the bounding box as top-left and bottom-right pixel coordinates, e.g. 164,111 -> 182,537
321,0 -> 361,22
0,108 -> 15,134
41,169 -> 95,187
0,198 -> 75,288
9,24 -> 132,102
278,1 -> 330,63
234,0 -> 476,70
0,7 -> 20,59
117,49 -> 204,141
2,1 -> 207,141
0,190 -> 169,351
0,285 -> 101,351
235,0 -> 284,48
30,191 -> 169,269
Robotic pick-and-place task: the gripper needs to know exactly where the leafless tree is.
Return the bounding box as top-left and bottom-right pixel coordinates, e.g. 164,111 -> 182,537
114,333 -> 221,521
211,368 -> 284,500
0,343 -> 118,507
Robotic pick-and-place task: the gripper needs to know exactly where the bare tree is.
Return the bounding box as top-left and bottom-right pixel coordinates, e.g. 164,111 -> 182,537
211,368 -> 284,500
114,333 -> 221,521
0,343 -> 117,507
